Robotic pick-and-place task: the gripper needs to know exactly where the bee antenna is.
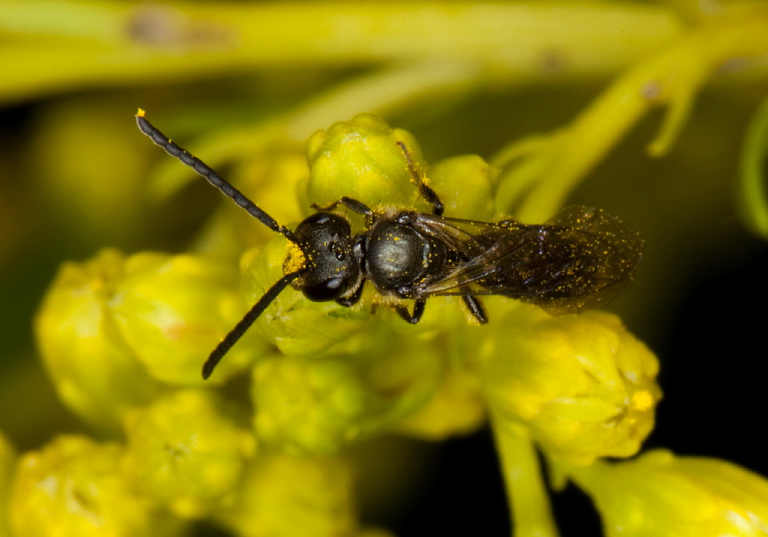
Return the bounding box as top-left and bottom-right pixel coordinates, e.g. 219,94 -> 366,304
136,109 -> 296,242
202,271 -> 302,379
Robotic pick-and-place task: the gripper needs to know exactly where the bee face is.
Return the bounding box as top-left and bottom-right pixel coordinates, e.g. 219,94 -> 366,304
293,212 -> 361,302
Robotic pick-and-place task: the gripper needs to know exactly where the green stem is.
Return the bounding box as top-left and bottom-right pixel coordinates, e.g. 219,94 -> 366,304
492,418 -> 559,537
496,5 -> 768,222
737,97 -> 768,238
0,1 -> 680,103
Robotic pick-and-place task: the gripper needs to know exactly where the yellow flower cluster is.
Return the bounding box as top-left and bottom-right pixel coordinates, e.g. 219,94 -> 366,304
13,112 -> 767,537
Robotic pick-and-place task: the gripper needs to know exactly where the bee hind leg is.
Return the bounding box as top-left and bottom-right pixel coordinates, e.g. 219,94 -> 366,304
462,296 -> 488,324
395,299 -> 426,324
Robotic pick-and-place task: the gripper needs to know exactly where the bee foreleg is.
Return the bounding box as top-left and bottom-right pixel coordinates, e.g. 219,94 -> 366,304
336,280 -> 365,307
311,197 -> 373,217
396,140 -> 444,216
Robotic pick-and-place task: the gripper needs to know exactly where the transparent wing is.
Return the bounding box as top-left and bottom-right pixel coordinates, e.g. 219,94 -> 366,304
412,206 -> 643,315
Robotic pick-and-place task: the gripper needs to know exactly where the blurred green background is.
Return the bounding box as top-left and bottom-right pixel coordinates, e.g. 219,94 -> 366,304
1,1 -> 767,535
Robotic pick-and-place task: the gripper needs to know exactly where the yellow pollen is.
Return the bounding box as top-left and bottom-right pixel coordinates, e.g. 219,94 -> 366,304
631,390 -> 654,411
284,242 -> 307,273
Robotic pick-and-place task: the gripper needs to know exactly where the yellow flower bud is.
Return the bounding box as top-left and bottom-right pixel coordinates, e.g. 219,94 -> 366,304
217,453 -> 357,537
394,356 -> 486,440
8,435 -> 180,537
122,389 -> 256,519
252,329 -> 445,453
482,306 -> 661,465
34,249 -> 161,433
428,154 -> 499,220
110,251 -> 266,384
306,113 -> 424,210
568,449 -> 768,537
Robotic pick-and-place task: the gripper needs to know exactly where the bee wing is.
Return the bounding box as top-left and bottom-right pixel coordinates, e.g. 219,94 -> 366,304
410,213 -> 544,292
412,206 -> 643,315
410,212 -> 526,255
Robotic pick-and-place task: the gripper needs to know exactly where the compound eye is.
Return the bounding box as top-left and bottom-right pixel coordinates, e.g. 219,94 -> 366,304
302,277 -> 346,302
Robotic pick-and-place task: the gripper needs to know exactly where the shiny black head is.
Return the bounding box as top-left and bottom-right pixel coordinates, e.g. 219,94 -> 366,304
292,212 -> 362,302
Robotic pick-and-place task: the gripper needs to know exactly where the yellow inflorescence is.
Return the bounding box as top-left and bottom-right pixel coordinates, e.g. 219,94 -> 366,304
27,100 -> 767,536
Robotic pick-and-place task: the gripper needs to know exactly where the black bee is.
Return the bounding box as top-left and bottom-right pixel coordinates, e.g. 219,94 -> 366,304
136,111 -> 643,379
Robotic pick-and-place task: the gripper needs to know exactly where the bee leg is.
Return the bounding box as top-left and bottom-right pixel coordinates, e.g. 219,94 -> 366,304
462,296 -> 488,324
336,280 -> 365,307
395,299 -> 426,324
311,197 -> 373,217
419,182 -> 444,217
396,140 -> 444,216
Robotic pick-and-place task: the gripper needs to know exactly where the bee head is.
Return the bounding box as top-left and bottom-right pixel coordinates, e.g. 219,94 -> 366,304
293,212 -> 361,302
